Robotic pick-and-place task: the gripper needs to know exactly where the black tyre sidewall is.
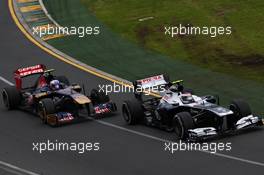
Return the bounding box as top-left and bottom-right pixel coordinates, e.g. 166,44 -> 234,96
122,99 -> 143,125
2,87 -> 21,110
174,112 -> 194,140
39,99 -> 56,124
174,116 -> 184,139
230,99 -> 252,119
122,102 -> 132,124
90,89 -> 109,105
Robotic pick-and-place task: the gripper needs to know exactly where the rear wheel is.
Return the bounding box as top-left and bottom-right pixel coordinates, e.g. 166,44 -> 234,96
90,89 -> 110,105
230,99 -> 252,120
133,80 -> 142,100
2,87 -> 21,110
163,74 -> 170,82
38,99 -> 56,125
174,112 -> 195,140
122,99 -> 144,125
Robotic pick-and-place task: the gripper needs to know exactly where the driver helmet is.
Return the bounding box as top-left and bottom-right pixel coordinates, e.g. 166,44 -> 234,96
169,85 -> 178,92
50,80 -> 60,90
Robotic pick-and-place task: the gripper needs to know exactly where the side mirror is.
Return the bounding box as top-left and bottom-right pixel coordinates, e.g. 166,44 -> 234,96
205,95 -> 220,105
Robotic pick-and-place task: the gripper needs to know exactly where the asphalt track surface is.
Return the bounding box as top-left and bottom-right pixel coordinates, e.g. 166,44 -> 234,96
0,0 -> 264,174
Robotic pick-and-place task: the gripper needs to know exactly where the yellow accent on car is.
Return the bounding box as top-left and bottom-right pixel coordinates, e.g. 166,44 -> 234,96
172,80 -> 184,84
73,95 -> 91,104
44,69 -> 55,73
35,92 -> 47,98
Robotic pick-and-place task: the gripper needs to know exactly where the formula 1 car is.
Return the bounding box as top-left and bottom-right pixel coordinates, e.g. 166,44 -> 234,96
2,64 -> 117,126
122,74 -> 263,141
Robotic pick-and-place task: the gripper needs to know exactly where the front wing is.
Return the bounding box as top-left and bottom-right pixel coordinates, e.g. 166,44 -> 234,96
187,115 -> 264,142
46,102 -> 117,126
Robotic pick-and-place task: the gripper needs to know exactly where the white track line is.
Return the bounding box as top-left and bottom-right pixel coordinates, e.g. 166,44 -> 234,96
0,161 -> 39,175
0,76 -> 263,168
0,76 -> 14,86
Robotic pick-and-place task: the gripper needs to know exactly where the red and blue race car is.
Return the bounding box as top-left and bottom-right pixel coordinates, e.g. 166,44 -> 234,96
2,64 -> 117,126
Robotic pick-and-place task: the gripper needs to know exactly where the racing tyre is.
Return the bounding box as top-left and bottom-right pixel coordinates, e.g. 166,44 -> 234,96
2,86 -> 21,110
38,98 -> 56,125
90,89 -> 110,105
110,102 -> 118,112
122,99 -> 144,125
230,99 -> 252,119
174,112 -> 195,140
56,76 -> 70,86
133,81 -> 143,100
163,74 -> 170,82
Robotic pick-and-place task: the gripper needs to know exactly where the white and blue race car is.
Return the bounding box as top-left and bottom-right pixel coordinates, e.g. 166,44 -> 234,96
122,74 -> 263,141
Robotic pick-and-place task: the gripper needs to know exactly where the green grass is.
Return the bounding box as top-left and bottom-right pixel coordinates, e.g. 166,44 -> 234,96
43,0 -> 264,114
81,0 -> 264,82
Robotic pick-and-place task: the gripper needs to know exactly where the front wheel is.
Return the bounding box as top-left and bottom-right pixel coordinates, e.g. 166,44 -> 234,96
90,89 -> 110,105
38,98 -> 56,125
174,112 -> 195,140
230,99 -> 252,120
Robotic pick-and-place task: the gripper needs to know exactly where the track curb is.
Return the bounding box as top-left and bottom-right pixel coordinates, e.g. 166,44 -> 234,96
11,0 -> 132,86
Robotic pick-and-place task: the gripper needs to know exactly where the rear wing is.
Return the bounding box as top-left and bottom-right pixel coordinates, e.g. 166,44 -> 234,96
133,74 -> 170,99
14,64 -> 46,78
134,74 -> 169,89
14,64 -> 46,90
133,74 -> 184,99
